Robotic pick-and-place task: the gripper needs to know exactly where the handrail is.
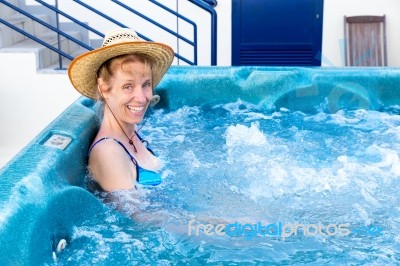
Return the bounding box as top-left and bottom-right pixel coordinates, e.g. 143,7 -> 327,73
0,0 -> 218,67
0,0 -> 93,69
36,0 -> 103,38
0,17 -> 73,61
0,0 -> 92,51
112,0 -> 195,46
73,0 -> 197,65
201,0 -> 218,7
188,0 -> 217,65
147,0 -> 199,64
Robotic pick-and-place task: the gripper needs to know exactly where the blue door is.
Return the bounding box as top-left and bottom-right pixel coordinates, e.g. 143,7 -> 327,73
232,0 -> 324,66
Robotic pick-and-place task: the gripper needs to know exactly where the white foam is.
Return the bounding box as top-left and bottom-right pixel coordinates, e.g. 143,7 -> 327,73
352,203 -> 371,225
243,112 -> 274,122
225,122 -> 267,147
182,150 -> 201,169
217,99 -> 256,114
371,147 -> 400,177
161,106 -> 200,125
330,110 -> 362,125
172,135 -> 185,143
305,112 -> 327,122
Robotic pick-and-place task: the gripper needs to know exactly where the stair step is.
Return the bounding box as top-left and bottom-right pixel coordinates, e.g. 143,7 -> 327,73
0,14 -> 50,47
44,47 -> 89,71
0,3 -> 92,71
0,0 -> 19,18
0,30 -> 83,69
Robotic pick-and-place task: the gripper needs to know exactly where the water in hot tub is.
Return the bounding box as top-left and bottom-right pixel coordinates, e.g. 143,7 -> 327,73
53,100 -> 400,265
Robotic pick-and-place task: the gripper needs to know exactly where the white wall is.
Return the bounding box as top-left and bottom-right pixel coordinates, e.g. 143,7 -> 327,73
322,0 -> 400,67
214,0 -> 231,66
0,53 -> 80,167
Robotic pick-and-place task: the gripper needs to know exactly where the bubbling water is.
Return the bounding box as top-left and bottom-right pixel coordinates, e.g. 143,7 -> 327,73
54,100 -> 400,264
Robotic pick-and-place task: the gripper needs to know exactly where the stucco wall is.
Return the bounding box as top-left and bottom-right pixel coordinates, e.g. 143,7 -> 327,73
322,0 -> 400,67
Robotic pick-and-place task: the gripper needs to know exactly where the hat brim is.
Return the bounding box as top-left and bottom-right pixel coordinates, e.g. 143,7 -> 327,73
68,41 -> 174,99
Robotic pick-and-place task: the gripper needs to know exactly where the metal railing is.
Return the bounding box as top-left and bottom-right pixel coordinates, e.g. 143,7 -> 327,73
188,0 -> 217,65
0,0 -> 217,69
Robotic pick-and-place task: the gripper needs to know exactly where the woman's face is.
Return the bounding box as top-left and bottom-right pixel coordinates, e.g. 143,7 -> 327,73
101,58 -> 153,126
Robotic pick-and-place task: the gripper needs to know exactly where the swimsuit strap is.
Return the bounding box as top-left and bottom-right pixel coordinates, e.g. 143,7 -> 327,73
135,132 -> 155,155
89,137 -> 139,180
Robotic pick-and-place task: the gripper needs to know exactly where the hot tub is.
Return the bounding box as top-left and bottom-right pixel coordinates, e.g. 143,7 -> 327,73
1,66 -> 399,264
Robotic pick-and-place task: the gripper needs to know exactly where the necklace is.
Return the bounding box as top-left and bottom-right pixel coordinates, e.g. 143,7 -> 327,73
105,102 -> 138,153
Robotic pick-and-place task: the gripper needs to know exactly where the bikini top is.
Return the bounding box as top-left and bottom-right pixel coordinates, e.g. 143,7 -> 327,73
88,133 -> 162,186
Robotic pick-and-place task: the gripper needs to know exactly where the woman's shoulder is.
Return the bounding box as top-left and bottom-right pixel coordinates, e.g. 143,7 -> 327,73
90,137 -> 132,164
88,137 -> 137,189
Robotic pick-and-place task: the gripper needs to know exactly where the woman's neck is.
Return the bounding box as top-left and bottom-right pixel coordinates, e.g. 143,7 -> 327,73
102,112 -> 137,139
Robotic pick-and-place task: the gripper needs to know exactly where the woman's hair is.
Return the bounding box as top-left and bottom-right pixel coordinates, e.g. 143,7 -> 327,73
95,53 -> 158,101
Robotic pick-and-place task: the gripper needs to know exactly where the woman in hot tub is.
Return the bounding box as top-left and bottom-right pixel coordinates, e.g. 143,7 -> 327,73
68,27 -> 174,219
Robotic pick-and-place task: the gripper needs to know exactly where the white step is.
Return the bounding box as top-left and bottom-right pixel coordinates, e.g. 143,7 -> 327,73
45,46 -> 89,71
0,30 -> 82,69
0,14 -> 50,47
0,0 -> 19,18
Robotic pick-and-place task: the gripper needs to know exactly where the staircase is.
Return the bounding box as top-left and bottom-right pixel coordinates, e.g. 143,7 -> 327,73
0,0 -> 86,71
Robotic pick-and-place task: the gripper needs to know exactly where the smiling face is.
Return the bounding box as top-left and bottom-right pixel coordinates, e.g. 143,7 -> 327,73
97,54 -> 154,126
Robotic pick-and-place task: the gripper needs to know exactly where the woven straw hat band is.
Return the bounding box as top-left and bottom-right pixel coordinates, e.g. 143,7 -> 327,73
101,28 -> 141,47
68,28 -> 174,99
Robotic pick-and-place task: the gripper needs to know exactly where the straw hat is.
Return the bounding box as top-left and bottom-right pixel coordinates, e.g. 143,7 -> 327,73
68,28 -> 174,99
